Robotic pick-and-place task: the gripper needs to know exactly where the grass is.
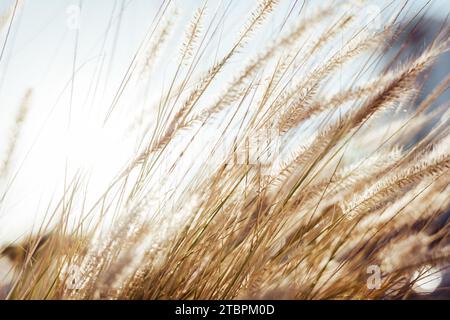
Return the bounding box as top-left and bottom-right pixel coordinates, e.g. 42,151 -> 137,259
0,0 -> 449,300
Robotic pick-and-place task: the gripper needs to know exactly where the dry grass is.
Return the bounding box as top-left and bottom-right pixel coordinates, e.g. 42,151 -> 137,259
0,1 -> 449,300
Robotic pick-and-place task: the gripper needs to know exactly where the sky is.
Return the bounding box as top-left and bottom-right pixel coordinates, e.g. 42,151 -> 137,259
0,0 -> 448,241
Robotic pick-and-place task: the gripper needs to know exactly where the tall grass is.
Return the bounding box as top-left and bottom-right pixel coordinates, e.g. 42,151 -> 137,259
0,0 -> 449,300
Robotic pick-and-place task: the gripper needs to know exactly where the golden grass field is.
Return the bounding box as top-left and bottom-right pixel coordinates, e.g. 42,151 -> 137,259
0,0 -> 449,300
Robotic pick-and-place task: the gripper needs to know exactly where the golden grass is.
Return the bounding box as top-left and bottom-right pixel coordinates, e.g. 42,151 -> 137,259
0,0 -> 449,300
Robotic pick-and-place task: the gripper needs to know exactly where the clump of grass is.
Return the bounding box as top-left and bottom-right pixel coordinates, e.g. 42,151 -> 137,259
0,1 -> 449,300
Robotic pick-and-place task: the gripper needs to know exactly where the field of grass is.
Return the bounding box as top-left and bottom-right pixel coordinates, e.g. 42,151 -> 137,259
0,0 -> 449,300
